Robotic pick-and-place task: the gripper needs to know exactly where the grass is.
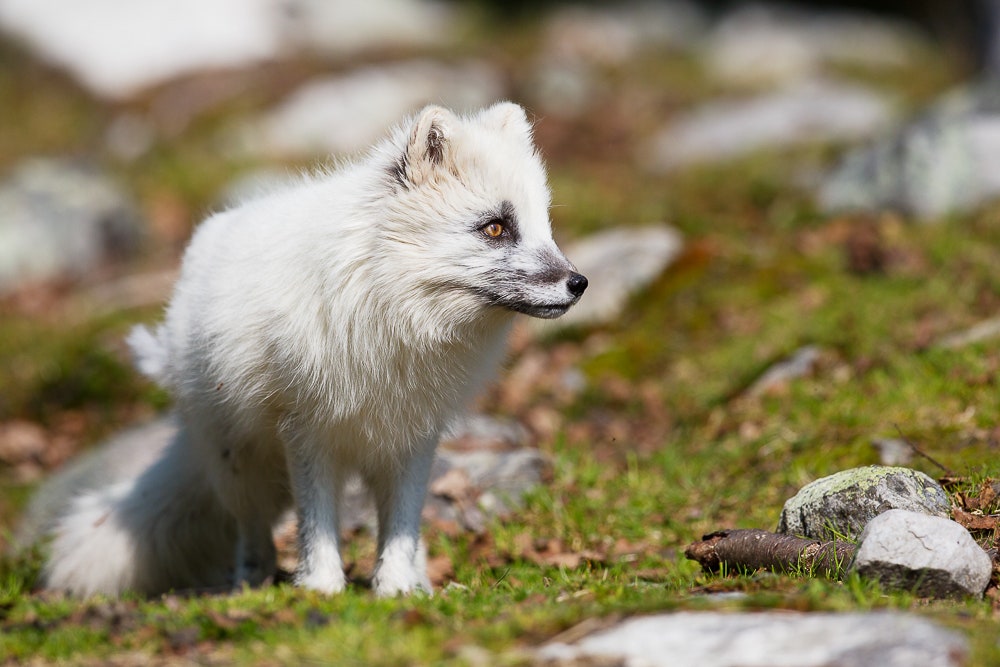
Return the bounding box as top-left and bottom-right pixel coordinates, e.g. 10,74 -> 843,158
2,13 -> 1000,667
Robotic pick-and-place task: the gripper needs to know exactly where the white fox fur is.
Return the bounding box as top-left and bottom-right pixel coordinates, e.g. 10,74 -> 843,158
43,102 -> 586,598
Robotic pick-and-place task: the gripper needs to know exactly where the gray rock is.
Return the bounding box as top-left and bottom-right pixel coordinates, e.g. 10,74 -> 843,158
747,345 -> 821,396
935,315 -> 1000,350
542,225 -> 683,330
0,0 -> 455,100
820,79 -> 1000,219
236,60 -> 504,158
540,1 -> 706,66
851,509 -> 992,599
648,79 -> 894,171
704,4 -> 926,87
0,159 -> 143,294
778,466 -> 951,540
871,438 -> 913,466
538,611 -> 967,667
0,0 -> 283,99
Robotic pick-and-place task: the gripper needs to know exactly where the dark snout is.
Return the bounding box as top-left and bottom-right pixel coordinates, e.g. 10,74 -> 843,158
566,272 -> 588,298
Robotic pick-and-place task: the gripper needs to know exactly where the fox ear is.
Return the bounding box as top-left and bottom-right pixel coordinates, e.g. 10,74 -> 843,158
483,102 -> 531,137
403,105 -> 453,184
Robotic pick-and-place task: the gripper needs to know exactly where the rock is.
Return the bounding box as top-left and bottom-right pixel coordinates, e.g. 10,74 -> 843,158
850,509 -> 992,599
0,159 -> 143,294
538,611 -> 967,667
648,79 -> 894,171
704,4 -> 926,87
747,345 -> 821,396
0,0 -> 283,99
934,315 -> 1000,350
871,438 -> 913,466
777,466 -> 951,540
819,79 -> 1000,219
237,60 -> 503,157
0,0 -> 455,100
0,421 -> 47,466
541,225 -> 683,330
540,1 -> 706,66
280,0 -> 454,58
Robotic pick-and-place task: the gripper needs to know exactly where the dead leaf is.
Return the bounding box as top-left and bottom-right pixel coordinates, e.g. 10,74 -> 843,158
953,507 -> 999,531
427,554 -> 455,586
430,467 -> 475,501
0,421 -> 47,465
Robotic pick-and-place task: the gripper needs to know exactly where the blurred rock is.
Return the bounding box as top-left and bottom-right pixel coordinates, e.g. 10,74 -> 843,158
281,0 -> 454,57
0,0 -> 282,99
526,60 -> 596,119
0,0 -> 455,100
820,79 -> 1000,219
778,466 -> 951,540
237,60 -> 503,157
648,79 -> 894,170
935,315 -> 1000,350
747,345 -> 821,396
539,611 -> 967,667
871,438 -> 914,466
851,509 -> 992,599
0,420 -> 47,466
541,1 -> 706,66
542,225 -> 683,330
0,159 -> 143,294
704,4 -> 926,87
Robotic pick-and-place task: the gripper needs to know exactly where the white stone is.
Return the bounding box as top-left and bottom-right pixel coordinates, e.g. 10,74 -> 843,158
538,611 -> 967,667
648,79 -> 894,170
0,159 -> 142,293
238,60 -> 503,157
705,4 -> 925,86
0,0 -> 284,99
541,1 -> 706,66
0,0 -> 455,100
851,509 -> 993,599
545,225 -> 683,329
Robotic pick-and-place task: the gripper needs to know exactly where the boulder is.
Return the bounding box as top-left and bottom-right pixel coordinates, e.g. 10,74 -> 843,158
819,79 -> 1000,219
0,159 -> 143,294
778,466 -> 950,540
850,509 -> 992,599
237,60 -> 503,158
648,79 -> 894,171
542,225 -> 683,330
539,611 -> 967,667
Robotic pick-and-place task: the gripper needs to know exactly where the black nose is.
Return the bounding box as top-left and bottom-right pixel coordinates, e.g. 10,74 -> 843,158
566,272 -> 588,297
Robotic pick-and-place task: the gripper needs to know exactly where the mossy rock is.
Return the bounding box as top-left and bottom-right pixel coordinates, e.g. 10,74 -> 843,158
777,466 -> 951,541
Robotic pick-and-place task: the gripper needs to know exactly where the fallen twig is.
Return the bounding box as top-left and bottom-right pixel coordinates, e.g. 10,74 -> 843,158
684,529 -> 856,578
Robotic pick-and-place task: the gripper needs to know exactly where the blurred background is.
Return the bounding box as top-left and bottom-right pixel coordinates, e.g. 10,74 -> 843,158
2,0 -> 1000,542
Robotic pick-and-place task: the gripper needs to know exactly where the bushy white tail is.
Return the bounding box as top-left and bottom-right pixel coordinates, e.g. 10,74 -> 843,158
44,428 -> 237,597
126,324 -> 168,384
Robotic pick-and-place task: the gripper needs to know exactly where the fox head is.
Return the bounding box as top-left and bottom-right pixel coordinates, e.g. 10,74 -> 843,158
377,103 -> 587,325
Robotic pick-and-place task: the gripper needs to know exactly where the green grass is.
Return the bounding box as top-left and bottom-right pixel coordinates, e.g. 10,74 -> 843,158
3,15 -> 1000,667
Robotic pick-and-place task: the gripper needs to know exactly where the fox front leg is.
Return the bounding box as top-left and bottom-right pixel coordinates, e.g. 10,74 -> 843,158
284,434 -> 347,594
367,438 -> 437,597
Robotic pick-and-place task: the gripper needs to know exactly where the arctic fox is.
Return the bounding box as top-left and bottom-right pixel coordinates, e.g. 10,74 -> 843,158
43,102 -> 587,598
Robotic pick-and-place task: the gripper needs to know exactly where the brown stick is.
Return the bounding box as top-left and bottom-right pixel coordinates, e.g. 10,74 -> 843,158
684,529 -> 856,578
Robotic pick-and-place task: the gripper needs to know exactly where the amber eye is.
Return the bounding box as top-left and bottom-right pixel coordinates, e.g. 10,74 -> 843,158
482,222 -> 505,238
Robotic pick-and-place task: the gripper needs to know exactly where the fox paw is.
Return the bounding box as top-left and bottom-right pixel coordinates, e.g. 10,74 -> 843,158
295,568 -> 346,595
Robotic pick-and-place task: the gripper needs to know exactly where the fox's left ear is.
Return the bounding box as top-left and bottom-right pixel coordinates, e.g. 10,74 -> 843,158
483,102 -> 532,138
403,105 -> 454,185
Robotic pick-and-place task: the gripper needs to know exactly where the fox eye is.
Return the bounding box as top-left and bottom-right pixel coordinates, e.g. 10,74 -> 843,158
482,221 -> 505,238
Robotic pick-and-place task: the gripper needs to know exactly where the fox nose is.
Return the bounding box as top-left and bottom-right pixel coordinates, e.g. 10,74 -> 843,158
566,272 -> 588,297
